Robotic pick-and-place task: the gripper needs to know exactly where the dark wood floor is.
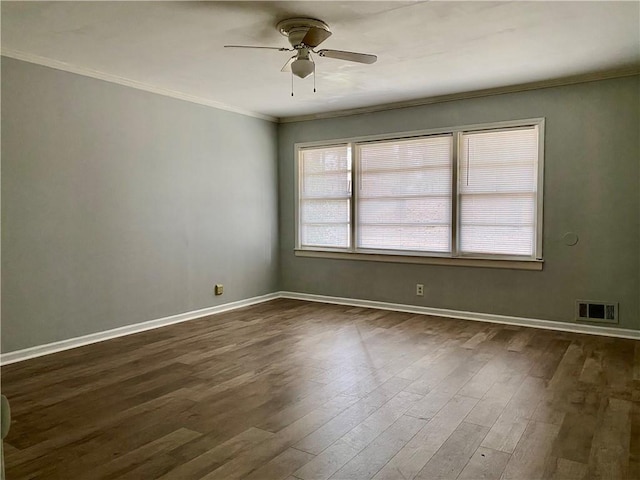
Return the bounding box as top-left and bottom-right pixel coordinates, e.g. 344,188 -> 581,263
2,299 -> 638,479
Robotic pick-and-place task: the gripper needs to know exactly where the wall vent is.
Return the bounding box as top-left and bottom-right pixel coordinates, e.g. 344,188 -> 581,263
576,300 -> 618,324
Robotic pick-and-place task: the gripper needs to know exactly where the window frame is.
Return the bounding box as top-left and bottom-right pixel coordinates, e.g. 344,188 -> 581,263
294,118 -> 545,270
297,143 -> 353,251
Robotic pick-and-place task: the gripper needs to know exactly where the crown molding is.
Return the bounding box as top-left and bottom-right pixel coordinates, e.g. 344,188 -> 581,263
279,66 -> 640,123
1,48 -> 277,123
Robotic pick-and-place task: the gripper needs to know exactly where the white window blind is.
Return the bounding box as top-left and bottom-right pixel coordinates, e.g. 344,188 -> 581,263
357,135 -> 453,252
299,145 -> 351,249
459,126 -> 539,256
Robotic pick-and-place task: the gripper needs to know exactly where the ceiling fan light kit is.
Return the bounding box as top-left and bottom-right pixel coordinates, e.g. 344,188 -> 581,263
224,17 -> 377,93
291,57 -> 314,79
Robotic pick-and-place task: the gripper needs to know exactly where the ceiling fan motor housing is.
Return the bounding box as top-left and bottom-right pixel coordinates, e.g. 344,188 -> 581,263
277,18 -> 330,48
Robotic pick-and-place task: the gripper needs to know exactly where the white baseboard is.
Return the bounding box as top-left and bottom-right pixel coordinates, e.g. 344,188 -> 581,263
0,292 -> 280,365
279,291 -> 640,340
3,290 -> 638,365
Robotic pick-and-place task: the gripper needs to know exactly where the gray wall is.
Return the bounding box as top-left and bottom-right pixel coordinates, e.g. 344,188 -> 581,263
278,76 -> 640,331
2,58 -> 638,355
1,57 -> 279,352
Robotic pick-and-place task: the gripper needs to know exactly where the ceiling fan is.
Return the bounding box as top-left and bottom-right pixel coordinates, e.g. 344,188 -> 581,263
224,18 -> 377,83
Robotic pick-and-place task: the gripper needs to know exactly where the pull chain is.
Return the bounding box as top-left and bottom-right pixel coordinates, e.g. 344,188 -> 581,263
289,64 -> 317,95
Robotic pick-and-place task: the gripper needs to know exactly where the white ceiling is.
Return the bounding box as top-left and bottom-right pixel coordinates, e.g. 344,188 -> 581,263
2,1 -> 639,120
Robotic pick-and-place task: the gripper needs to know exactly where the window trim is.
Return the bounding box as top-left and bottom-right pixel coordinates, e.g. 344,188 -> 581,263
294,118 -> 545,269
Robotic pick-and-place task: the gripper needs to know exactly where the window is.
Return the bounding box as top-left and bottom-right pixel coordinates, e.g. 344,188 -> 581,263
296,119 -> 544,267
357,135 -> 452,253
298,145 -> 351,249
459,127 -> 540,256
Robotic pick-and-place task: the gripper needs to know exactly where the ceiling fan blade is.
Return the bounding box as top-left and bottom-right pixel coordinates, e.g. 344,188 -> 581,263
224,45 -> 291,51
317,49 -> 377,64
302,27 -> 332,47
281,56 -> 296,72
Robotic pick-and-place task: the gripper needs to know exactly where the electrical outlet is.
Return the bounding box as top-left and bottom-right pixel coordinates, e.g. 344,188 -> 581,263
214,284 -> 224,296
416,284 -> 424,296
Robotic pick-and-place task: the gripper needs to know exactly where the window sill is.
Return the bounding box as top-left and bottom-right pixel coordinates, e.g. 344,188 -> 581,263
294,249 -> 543,271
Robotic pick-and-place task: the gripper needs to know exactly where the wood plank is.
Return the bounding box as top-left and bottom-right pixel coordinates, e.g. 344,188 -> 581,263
551,411 -> 598,464
502,375 -> 547,419
457,446 -> 510,479
548,458 -> 588,480
198,393 -> 370,480
94,428 -> 200,479
415,422 -> 489,480
464,371 -> 526,429
294,378 -> 411,455
244,447 -> 315,480
293,442 -> 361,480
329,415 -> 426,480
404,347 -> 473,395
587,397 -> 632,479
507,329 -> 535,352
372,395 -> 478,480
480,409 -> 528,454
293,391 -> 423,480
462,330 -> 494,349
406,352 -> 491,420
110,453 -> 182,480
529,339 -> 571,379
634,342 -> 640,382
158,427 -> 274,479
501,421 -> 561,480
630,396 -> 640,480
457,357 -> 507,399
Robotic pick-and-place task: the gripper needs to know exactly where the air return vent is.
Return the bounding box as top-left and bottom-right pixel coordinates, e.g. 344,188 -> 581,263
576,301 -> 618,324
